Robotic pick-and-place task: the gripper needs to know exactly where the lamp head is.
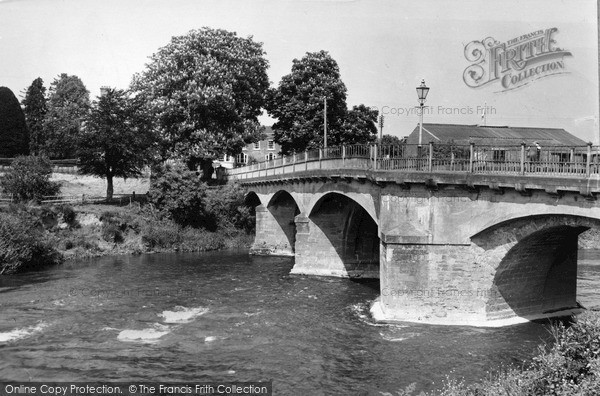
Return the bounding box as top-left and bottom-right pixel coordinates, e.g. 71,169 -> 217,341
416,79 -> 430,103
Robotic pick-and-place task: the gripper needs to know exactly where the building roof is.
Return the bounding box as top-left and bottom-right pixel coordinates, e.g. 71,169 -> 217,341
407,123 -> 588,147
262,126 -> 273,138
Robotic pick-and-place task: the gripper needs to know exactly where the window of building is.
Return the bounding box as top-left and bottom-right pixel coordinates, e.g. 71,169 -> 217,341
268,140 -> 275,150
253,142 -> 260,150
265,153 -> 275,161
236,153 -> 248,164
492,150 -> 505,162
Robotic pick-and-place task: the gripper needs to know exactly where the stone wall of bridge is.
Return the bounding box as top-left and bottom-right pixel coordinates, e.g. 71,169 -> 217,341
243,175 -> 600,326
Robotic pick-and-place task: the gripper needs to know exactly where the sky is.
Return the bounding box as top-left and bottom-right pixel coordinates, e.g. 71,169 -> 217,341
0,0 -> 598,142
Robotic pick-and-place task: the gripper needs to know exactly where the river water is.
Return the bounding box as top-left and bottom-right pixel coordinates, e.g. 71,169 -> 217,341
1,250 -> 599,395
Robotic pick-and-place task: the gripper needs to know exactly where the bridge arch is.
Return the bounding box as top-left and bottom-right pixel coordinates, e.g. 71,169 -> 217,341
293,192 -> 379,278
306,191 -> 378,229
267,190 -> 301,252
244,191 -> 262,207
471,214 -> 600,321
249,189 -> 299,256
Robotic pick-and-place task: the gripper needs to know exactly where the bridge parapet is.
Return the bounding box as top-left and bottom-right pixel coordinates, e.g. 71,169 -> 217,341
229,142 -> 600,183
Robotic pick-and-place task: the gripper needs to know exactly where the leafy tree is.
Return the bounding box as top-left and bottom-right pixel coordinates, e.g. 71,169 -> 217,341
340,104 -> 378,145
0,87 -> 29,157
380,134 -> 405,146
78,88 -> 155,200
0,155 -> 60,201
131,27 -> 270,179
266,51 -> 348,154
22,78 -> 48,155
148,163 -> 211,228
44,74 -> 90,159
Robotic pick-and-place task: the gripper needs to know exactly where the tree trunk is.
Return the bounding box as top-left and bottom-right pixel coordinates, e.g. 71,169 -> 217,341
106,174 -> 114,201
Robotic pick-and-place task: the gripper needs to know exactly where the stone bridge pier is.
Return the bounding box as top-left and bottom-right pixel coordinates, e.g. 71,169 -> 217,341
241,171 -> 600,326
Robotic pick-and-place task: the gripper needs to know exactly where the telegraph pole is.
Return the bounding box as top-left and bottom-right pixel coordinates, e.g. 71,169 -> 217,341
324,97 -> 327,148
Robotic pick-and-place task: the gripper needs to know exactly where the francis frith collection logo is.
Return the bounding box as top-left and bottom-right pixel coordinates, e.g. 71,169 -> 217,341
463,28 -> 572,91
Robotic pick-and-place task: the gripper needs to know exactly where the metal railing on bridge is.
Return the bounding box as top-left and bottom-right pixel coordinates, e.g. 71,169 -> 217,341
228,142 -> 600,180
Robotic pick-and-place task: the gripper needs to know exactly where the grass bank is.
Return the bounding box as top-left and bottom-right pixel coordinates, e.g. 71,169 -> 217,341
0,202 -> 253,273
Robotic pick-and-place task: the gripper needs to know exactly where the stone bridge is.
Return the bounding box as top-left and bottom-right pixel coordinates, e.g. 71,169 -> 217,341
228,143 -> 600,326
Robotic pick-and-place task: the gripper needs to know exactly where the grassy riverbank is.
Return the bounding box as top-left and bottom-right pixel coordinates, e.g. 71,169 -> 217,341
0,202 -> 253,274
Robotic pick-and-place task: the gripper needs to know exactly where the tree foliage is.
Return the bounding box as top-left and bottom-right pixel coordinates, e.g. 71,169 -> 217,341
266,51 -> 347,154
0,86 -> 29,157
22,78 -> 48,155
148,164 -> 253,231
266,51 -> 378,154
0,211 -> 63,275
148,163 -> 211,228
341,104 -> 378,145
78,88 -> 155,200
131,27 -> 270,178
380,134 -> 405,146
0,155 -> 60,202
44,74 -> 90,159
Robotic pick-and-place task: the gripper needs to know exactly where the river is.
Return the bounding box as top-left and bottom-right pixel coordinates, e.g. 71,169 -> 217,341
1,250 -> 599,395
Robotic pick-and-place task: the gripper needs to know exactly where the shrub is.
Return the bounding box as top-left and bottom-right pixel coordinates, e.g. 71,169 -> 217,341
148,163 -> 212,228
58,204 -> 77,226
149,164 -> 255,232
528,314 -> 600,395
101,222 -> 123,243
204,181 -> 255,232
141,220 -> 182,249
99,211 -> 132,243
425,312 -> 600,396
0,212 -> 63,274
0,155 -> 61,202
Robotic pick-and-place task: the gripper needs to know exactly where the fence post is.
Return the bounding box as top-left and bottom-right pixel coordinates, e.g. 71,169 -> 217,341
373,144 -> 378,170
469,142 -> 474,173
520,142 -> 526,175
305,150 -> 308,171
293,153 -> 296,173
569,148 -> 574,163
319,148 -> 322,169
342,145 -> 346,167
428,142 -> 433,172
587,142 -> 592,177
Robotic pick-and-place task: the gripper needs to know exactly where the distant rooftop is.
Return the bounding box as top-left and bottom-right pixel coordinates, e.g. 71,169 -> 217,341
407,123 -> 587,146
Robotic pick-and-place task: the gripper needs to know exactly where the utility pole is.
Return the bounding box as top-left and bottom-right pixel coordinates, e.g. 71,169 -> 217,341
324,97 -> 328,148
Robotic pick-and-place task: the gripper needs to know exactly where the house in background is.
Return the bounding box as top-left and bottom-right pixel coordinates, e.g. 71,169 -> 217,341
405,123 -> 590,164
213,126 -> 281,169
406,123 -> 587,147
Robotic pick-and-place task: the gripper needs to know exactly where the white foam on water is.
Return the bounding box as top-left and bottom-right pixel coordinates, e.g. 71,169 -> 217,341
117,323 -> 170,343
0,322 -> 47,343
204,336 -> 217,342
159,306 -> 209,324
379,332 -> 408,342
243,311 -> 262,317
